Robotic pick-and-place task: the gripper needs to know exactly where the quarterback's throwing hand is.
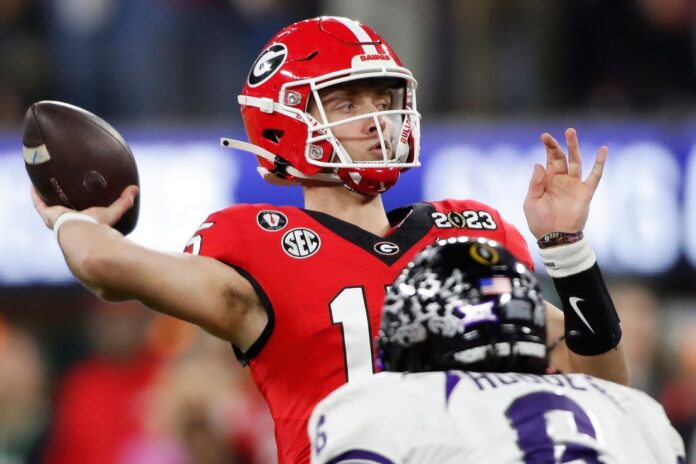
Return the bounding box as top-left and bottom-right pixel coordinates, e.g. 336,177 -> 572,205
523,128 -> 607,239
32,185 -> 139,231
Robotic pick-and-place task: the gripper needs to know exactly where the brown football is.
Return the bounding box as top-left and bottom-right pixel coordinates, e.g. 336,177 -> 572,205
22,101 -> 139,235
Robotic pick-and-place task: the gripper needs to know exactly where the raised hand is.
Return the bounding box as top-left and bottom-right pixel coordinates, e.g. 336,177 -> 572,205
32,185 -> 139,231
523,128 -> 607,239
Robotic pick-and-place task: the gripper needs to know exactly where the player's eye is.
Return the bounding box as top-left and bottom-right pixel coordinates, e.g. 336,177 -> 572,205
375,94 -> 392,111
335,101 -> 355,112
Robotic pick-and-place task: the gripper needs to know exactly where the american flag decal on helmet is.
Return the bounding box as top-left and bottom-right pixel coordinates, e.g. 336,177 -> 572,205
480,276 -> 512,295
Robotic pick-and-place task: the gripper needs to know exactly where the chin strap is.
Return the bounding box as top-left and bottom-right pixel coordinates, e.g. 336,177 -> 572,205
255,167 -> 298,186
219,138 -> 343,184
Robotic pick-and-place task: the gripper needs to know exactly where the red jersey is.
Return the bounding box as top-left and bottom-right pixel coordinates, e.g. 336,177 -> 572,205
185,199 -> 532,464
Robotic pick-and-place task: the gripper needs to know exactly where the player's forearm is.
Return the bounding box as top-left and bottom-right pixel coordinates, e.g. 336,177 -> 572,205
566,342 -> 629,385
56,220 -> 263,345
56,220 -> 140,300
540,237 -> 629,385
548,309 -> 629,385
58,221 -> 199,307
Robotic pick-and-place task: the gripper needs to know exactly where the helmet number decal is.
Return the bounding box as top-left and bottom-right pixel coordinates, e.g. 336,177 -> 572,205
329,287 -> 376,384
247,43 -> 288,87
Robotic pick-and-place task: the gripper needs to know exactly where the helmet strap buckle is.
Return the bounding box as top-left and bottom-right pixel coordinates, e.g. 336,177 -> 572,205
273,157 -> 292,178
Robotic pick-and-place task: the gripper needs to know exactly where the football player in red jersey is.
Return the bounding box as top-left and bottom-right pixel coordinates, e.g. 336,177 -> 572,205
32,17 -> 628,464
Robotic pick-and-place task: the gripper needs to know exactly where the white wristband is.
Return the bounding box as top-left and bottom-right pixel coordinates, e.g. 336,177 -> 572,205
538,236 -> 596,278
53,212 -> 99,241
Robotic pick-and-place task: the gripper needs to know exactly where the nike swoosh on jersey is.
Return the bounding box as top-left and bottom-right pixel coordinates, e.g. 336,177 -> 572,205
569,297 -> 595,334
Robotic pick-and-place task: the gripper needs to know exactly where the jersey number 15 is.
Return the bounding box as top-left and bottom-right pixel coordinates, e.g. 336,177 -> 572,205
330,287 -> 378,384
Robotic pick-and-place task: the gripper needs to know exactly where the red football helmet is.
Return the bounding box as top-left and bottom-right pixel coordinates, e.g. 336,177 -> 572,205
222,16 -> 421,195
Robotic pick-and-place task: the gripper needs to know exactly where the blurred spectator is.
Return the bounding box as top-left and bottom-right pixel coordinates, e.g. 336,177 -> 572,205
39,295 -> 275,464
127,331 -> 277,464
690,414 -> 696,464
42,0 -> 320,123
658,319 -> 696,454
41,298 -> 164,464
555,0 -> 696,114
44,0 -> 234,121
610,281 -> 661,393
3,0 -> 696,126
0,313 -> 48,463
437,0 -> 553,115
0,0 -> 49,128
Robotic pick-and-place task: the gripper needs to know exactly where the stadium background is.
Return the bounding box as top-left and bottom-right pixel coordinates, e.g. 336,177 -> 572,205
1,0 -> 696,462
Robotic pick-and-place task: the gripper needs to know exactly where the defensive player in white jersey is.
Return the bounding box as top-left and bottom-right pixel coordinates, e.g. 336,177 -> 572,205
309,237 -> 685,464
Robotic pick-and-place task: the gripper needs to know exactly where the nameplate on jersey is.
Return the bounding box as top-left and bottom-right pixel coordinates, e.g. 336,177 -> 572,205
431,210 -> 498,230
282,228 -> 321,258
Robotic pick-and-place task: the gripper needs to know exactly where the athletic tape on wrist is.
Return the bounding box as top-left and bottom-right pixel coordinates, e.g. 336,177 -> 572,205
552,262 -> 622,356
539,236 -> 596,278
53,212 -> 98,240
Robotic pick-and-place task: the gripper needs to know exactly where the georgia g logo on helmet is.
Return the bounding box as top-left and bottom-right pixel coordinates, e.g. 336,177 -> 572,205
248,44 -> 288,87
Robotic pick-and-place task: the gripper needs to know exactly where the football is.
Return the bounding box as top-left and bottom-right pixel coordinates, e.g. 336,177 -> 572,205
22,101 -> 140,235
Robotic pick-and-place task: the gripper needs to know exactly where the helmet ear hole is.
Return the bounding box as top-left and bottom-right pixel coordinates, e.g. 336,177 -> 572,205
262,129 -> 284,143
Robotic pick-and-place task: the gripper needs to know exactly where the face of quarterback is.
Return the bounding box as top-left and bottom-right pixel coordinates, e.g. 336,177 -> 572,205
309,80 -> 397,163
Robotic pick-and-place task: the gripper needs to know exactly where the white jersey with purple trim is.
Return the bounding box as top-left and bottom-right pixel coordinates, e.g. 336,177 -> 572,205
308,371 -> 685,464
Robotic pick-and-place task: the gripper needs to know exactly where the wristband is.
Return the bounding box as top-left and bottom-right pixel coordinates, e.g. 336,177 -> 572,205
537,231 -> 584,249
53,212 -> 98,240
552,262 -> 622,356
538,236 -> 596,278
540,236 -> 622,355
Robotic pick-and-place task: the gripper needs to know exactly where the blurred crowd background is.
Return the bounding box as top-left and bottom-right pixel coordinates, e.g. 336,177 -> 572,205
2,0 -> 696,463
3,0 -> 696,128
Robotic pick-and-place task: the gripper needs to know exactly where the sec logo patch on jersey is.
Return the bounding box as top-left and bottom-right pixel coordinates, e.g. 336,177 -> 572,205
257,210 -> 288,231
282,228 -> 321,258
